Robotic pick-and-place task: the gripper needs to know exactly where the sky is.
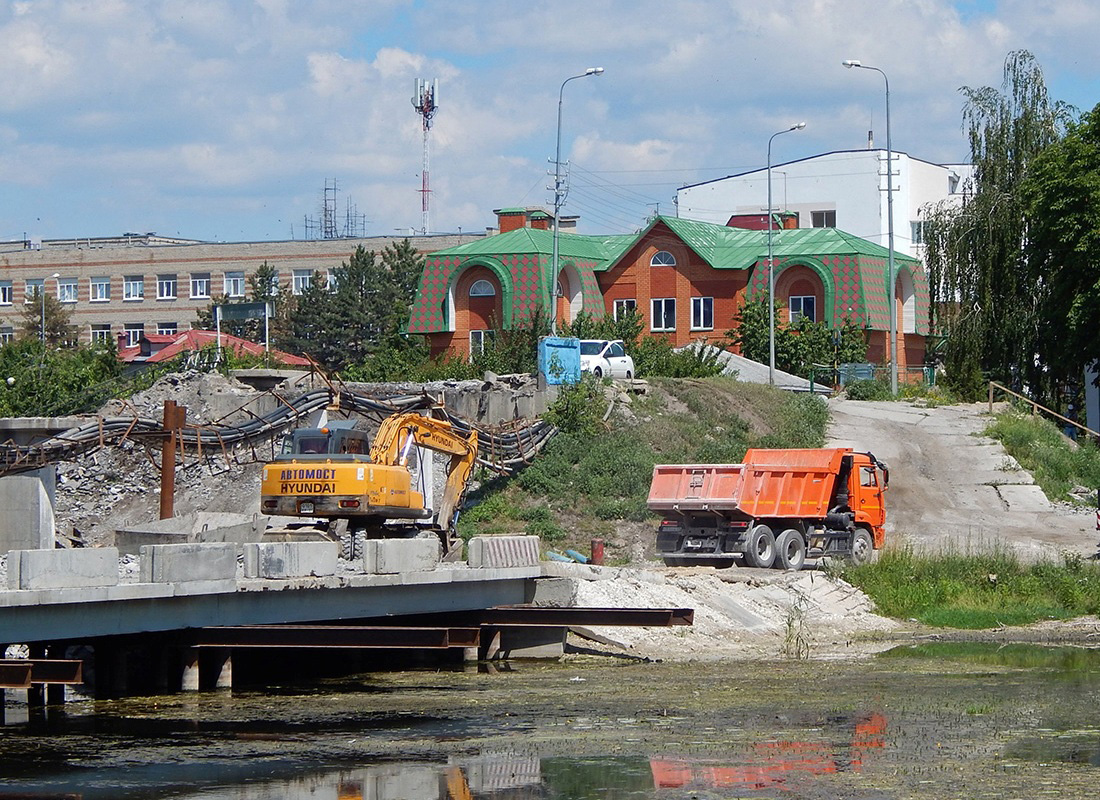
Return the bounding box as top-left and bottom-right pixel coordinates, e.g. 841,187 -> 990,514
0,0 -> 1096,244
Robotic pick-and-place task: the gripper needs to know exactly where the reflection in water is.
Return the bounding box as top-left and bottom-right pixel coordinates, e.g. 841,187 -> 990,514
2,650 -> 1099,800
651,712 -> 887,793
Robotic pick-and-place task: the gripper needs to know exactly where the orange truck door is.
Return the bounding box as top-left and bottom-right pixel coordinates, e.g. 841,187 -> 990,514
853,462 -> 885,530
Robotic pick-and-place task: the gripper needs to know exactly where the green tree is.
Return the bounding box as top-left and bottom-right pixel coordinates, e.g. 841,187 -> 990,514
0,339 -> 121,416
922,50 -> 1072,401
19,288 -> 76,347
284,241 -> 425,372
1023,104 -> 1100,393
731,294 -> 866,380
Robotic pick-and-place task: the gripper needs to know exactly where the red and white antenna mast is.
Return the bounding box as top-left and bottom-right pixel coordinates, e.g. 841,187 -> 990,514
411,78 -> 439,235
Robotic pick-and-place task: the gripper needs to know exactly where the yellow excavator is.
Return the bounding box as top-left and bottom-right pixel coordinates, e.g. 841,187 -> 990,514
259,411 -> 478,555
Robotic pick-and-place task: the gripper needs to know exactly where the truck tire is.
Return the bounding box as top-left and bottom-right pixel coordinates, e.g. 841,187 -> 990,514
849,528 -> 873,566
663,556 -> 688,567
774,529 -> 806,571
744,524 -> 776,569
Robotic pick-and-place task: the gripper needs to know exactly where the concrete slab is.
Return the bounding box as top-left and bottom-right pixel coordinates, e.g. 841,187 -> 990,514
996,484 -> 1054,511
362,538 -> 441,574
468,535 -> 541,568
0,468 -> 56,552
243,541 -> 339,579
139,542 -> 237,584
7,547 -> 119,591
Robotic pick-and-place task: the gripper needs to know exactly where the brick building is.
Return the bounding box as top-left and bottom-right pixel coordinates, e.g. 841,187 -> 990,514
408,209 -> 929,370
0,232 -> 482,347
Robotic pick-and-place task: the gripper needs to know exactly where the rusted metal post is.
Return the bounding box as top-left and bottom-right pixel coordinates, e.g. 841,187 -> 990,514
159,401 -> 186,520
591,538 -> 605,566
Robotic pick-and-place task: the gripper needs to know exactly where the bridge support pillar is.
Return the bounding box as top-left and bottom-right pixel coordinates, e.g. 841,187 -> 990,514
214,649 -> 233,690
181,648 -> 200,692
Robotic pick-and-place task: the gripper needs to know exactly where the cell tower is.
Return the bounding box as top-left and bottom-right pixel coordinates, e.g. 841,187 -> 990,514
411,78 -> 439,235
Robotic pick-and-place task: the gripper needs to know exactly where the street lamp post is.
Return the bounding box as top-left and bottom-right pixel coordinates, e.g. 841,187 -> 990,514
41,272 -> 59,344
767,122 -> 806,386
843,59 -> 897,394
551,66 -> 604,334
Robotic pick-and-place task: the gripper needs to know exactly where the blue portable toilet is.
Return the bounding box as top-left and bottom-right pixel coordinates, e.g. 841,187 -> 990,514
539,337 -> 581,384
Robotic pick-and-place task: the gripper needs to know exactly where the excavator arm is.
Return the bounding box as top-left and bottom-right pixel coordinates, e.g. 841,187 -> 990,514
369,412 -> 479,532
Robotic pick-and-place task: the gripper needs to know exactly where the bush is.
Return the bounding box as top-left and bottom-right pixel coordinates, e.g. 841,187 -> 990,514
845,378 -> 894,401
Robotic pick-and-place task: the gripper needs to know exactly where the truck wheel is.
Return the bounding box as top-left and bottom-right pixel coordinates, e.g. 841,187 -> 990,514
744,525 -> 775,569
849,529 -> 873,566
774,529 -> 806,571
663,556 -> 687,567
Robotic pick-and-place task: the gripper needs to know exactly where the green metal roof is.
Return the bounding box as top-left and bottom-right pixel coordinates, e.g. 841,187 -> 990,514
644,216 -> 919,270
428,216 -> 917,270
427,226 -> 636,266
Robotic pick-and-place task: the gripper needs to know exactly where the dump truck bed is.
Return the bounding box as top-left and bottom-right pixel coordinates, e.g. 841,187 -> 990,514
647,448 -> 849,520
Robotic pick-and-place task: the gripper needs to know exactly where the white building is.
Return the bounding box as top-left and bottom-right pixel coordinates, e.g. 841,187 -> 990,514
675,149 -> 973,259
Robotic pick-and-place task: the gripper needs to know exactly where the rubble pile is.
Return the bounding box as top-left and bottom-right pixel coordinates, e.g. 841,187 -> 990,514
55,371 -> 279,547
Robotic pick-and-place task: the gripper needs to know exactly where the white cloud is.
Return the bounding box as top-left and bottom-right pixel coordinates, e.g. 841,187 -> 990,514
0,0 -> 1090,240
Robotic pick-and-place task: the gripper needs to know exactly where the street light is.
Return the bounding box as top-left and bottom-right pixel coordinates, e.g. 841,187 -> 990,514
843,59 -> 897,394
551,66 -> 604,334
767,122 -> 806,386
40,272 -> 59,344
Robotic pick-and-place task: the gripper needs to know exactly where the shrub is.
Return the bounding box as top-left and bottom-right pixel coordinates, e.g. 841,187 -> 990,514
845,377 -> 893,401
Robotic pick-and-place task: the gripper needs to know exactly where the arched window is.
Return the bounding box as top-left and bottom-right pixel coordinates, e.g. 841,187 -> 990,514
469,279 -> 496,297
650,250 -> 676,267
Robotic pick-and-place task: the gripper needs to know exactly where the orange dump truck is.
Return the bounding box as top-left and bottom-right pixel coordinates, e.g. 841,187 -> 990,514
647,448 -> 888,570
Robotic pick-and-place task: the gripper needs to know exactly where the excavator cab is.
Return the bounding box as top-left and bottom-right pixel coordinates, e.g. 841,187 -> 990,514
279,424 -> 371,459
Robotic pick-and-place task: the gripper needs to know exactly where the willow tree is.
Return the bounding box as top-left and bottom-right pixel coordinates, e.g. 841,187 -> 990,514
922,51 -> 1071,401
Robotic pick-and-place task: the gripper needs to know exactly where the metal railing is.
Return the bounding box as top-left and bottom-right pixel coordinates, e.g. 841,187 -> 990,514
987,381 -> 1099,442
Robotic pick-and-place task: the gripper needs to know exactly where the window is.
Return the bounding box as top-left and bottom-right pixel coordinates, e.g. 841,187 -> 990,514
650,250 -> 676,267
123,324 -> 144,347
25,278 -> 43,303
326,272 -> 337,292
860,467 -> 878,487
470,329 -> 495,357
691,297 -> 714,330
292,269 -> 313,295
190,272 -> 211,299
90,277 -> 110,302
811,210 -> 836,228
224,271 -> 245,298
157,322 -> 178,336
123,275 -> 144,301
651,298 -> 676,331
58,278 -> 78,304
0,281 -> 11,305
157,274 -> 177,300
613,299 -> 636,320
469,279 -> 495,297
911,220 -> 926,245
0,326 -> 14,344
789,295 -> 816,323
90,324 -> 112,344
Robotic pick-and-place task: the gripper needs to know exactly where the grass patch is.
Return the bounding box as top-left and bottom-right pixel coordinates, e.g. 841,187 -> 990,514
837,545 -> 1100,628
984,408 -> 1100,503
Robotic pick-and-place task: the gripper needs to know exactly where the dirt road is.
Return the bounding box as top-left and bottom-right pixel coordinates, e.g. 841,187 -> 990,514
825,398 -> 1096,560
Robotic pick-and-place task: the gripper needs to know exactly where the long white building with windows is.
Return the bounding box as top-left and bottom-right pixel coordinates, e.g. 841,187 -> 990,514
675,149 -> 973,259
0,232 -> 480,346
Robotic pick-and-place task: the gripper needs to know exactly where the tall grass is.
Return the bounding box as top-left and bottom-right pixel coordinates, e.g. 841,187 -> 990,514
838,545 -> 1100,628
984,408 -> 1100,503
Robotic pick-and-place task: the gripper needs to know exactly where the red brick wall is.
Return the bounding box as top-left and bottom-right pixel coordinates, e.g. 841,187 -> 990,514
596,225 -> 747,348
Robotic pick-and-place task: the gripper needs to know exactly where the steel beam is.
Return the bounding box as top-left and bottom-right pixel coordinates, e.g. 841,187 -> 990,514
482,606 -> 695,627
0,659 -> 82,687
192,625 -> 481,649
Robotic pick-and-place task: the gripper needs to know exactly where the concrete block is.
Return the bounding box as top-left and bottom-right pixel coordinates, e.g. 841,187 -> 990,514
243,541 -> 339,579
362,538 -> 440,574
468,535 -> 541,568
7,547 -> 119,590
526,576 -> 578,607
0,468 -> 56,552
139,543 -> 237,583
